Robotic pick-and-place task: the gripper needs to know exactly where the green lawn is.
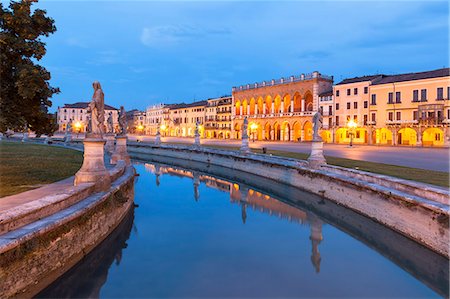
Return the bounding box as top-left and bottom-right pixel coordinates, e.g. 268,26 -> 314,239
163,142 -> 449,188
0,142 -> 83,197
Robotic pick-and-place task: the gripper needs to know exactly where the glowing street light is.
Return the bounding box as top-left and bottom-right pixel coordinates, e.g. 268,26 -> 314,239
347,119 -> 357,147
250,122 -> 258,142
74,121 -> 82,137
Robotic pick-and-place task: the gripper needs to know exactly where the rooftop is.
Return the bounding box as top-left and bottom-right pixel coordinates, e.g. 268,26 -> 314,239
168,100 -> 208,110
335,75 -> 383,85
62,102 -> 118,110
372,68 -> 450,85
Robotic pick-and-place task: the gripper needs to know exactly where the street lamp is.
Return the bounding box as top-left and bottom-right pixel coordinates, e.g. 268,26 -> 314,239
250,123 -> 258,142
347,119 -> 357,147
74,121 -> 82,138
160,124 -> 167,137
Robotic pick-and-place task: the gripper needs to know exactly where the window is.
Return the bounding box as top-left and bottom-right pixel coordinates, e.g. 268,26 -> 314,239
388,112 -> 393,121
371,113 -> 376,122
346,115 -> 351,121
448,109 -> 450,120
388,92 -> 394,104
347,89 -> 351,96
353,102 -> 358,109
363,114 -> 368,125
448,87 -> 450,99
347,102 -> 351,109
396,111 -> 401,120
336,90 -> 340,97
395,92 -> 401,103
437,87 -> 444,100
363,101 -> 368,108
435,133 -> 441,141
364,87 -> 368,94
413,111 -> 418,120
421,89 -> 427,101
354,88 -> 358,95
371,94 -> 377,105
413,90 -> 419,102
335,116 -> 339,126
328,105 -> 332,115
353,115 -> 357,122
336,103 -> 340,110
356,131 -> 360,138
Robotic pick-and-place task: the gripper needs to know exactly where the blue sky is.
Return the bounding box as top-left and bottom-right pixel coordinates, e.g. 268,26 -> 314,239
21,0 -> 450,111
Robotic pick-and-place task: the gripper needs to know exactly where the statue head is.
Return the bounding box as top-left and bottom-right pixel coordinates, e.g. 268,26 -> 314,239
93,81 -> 102,90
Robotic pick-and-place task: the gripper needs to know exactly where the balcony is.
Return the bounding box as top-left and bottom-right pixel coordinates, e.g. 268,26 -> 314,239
385,120 -> 418,125
233,111 -> 315,120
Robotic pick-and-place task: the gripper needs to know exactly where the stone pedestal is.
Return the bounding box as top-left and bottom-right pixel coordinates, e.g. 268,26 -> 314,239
240,136 -> 250,154
111,136 -> 131,166
307,140 -> 326,169
155,132 -> 161,145
194,134 -> 200,147
21,133 -> 29,142
64,133 -> 72,145
44,136 -> 51,144
74,138 -> 111,191
104,133 -> 115,154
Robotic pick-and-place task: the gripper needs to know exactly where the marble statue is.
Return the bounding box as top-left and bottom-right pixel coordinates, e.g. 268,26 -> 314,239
242,117 -> 249,139
86,115 -> 92,133
66,119 -> 72,133
118,106 -> 127,135
87,81 -> 105,136
107,113 -> 114,133
312,111 -> 323,141
194,121 -> 200,137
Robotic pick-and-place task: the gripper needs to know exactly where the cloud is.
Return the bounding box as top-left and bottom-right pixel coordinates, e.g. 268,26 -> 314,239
140,24 -> 231,47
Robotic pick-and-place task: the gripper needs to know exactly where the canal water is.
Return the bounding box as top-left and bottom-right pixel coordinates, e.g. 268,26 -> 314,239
37,162 -> 448,298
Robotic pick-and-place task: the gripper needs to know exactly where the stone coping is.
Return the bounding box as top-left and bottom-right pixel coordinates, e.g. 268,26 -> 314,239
127,142 -> 449,206
0,162 -> 126,236
0,165 -> 134,255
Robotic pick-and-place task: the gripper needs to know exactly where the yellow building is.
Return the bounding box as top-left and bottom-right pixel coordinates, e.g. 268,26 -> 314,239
165,100 -> 207,137
145,104 -> 171,135
333,68 -> 450,147
204,96 -> 232,139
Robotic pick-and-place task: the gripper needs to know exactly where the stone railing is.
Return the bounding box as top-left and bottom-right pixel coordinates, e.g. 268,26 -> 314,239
233,111 -> 314,120
127,142 -> 449,258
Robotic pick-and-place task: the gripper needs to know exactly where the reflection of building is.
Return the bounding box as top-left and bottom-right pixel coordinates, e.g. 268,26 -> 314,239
57,102 -> 119,132
332,68 -> 450,146
231,71 -> 333,141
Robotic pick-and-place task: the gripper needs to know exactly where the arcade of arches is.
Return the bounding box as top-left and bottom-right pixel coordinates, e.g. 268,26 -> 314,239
234,120 -> 314,142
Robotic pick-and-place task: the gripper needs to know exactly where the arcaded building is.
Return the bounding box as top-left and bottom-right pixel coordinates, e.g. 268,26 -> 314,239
231,71 -> 333,141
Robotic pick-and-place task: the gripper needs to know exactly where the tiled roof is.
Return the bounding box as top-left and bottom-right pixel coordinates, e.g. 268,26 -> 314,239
372,68 -> 450,85
319,90 -> 333,97
168,100 -> 207,110
335,75 -> 383,85
62,102 -> 118,110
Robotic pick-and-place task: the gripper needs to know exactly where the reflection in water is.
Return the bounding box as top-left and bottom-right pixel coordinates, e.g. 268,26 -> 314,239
38,162 -> 447,298
36,207 -> 134,298
145,163 -> 325,275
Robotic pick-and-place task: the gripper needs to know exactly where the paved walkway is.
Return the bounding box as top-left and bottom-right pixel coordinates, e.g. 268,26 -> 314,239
128,135 -> 450,172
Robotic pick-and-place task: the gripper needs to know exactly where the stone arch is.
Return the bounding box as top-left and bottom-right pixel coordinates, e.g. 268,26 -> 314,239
293,92 -> 302,112
303,120 -> 313,141
264,122 -> 272,140
422,127 -> 444,146
374,128 -> 393,145
234,122 -> 241,139
304,91 -> 313,112
398,128 -> 417,146
242,99 -> 248,115
293,121 -> 302,141
265,95 -> 273,114
235,100 -> 241,115
274,94 -> 282,113
281,121 -> 291,141
273,121 -> 281,141
283,94 -> 291,113
257,96 -> 264,115
249,97 -> 256,115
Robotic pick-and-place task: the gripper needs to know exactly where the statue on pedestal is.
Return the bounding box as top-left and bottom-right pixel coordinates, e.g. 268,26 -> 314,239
118,106 -> 127,135
240,117 -> 250,154
194,121 -> 200,146
87,81 -> 105,137
107,113 -> 114,134
242,117 -> 249,139
312,111 -> 323,141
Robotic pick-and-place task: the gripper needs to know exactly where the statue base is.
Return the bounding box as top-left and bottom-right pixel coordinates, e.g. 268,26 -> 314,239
21,133 -> 29,142
307,140 -> 326,169
194,135 -> 200,147
111,136 -> 131,166
64,134 -> 72,144
155,134 -> 161,145
104,133 -> 116,154
240,137 -> 250,154
44,136 -> 51,144
74,138 -> 111,192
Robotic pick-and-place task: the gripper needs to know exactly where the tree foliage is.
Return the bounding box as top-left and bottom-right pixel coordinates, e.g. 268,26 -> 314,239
0,0 -> 59,134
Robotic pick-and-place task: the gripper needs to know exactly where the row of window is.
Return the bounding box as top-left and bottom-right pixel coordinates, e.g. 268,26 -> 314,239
336,86 -> 369,97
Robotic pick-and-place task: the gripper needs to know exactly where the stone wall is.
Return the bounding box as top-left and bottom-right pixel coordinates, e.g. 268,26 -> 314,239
0,165 -> 135,298
127,143 -> 449,258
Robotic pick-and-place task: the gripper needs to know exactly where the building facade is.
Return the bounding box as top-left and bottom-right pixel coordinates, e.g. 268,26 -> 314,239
204,96 -> 232,139
232,71 -> 334,141
333,68 -> 450,147
57,102 -> 119,133
145,104 -> 171,135
165,101 -> 207,137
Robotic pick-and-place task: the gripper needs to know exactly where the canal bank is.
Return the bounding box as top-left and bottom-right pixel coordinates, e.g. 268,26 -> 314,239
127,143 -> 449,258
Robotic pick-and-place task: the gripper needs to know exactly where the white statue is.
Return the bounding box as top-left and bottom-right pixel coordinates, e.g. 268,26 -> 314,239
107,113 -> 114,133
118,106 -> 127,135
87,81 -> 105,136
242,117 -> 249,139
312,111 -> 323,141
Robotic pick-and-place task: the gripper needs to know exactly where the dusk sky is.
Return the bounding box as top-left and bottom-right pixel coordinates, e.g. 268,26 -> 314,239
23,0 -> 450,112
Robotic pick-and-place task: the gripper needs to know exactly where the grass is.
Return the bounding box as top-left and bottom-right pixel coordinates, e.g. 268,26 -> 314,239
0,141 -> 83,197
164,142 -> 449,187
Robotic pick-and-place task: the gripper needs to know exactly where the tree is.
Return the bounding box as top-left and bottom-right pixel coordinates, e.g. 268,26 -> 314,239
0,0 -> 59,134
